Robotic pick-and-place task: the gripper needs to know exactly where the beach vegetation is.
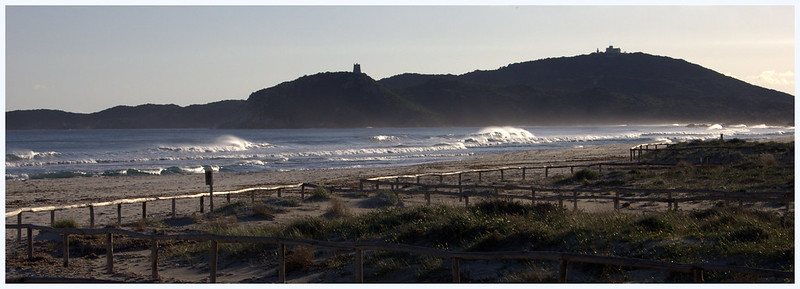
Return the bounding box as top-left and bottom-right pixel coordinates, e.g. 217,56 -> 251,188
305,187 -> 334,202
165,199 -> 792,282
359,190 -> 403,208
324,198 -> 352,218
52,218 -> 79,228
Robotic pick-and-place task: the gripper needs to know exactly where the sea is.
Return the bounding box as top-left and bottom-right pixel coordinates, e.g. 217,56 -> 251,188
5,124 -> 793,180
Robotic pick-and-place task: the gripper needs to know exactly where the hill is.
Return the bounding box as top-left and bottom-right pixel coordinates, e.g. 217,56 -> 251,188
6,51 -> 794,129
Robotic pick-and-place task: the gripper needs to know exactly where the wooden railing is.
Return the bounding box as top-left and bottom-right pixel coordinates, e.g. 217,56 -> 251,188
7,223 -> 794,283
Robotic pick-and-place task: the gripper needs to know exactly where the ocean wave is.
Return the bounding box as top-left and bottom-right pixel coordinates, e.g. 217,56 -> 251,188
463,126 -> 538,146
369,135 -> 401,142
158,135 -> 271,153
6,150 -> 61,162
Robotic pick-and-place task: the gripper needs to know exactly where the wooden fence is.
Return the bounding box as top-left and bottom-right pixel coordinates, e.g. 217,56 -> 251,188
357,179 -> 793,211
7,223 -> 794,283
6,184 -> 305,244
630,143 -> 795,163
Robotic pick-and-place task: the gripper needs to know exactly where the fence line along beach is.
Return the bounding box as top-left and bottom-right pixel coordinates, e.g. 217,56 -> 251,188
5,130 -> 794,283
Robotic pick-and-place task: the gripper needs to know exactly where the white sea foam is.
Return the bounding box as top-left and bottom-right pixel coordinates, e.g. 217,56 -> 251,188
158,135 -> 271,153
6,150 -> 61,162
707,124 -> 724,130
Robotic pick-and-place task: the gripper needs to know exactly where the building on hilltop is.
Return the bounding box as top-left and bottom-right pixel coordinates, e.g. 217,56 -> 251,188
605,45 -> 621,54
353,63 -> 361,74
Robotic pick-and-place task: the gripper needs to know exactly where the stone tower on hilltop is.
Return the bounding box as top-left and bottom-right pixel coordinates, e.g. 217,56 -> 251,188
353,63 -> 361,74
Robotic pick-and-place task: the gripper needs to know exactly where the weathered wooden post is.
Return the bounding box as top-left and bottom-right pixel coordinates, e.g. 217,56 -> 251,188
354,248 -> 364,283
27,227 -> 33,259
278,243 -> 286,283
117,204 -> 122,225
151,238 -> 159,280
106,233 -> 114,274
51,210 -> 55,227
667,192 -> 673,211
572,190 -> 578,210
200,196 -> 205,213
465,195 -> 470,206
570,166 -> 574,174
452,258 -> 461,283
614,191 -> 620,210
206,169 -> 214,212
171,199 -> 177,218
545,167 -> 549,178
559,259 -> 569,283
252,190 -> 256,203
210,240 -> 218,283
439,174 -> 444,184
63,234 -> 70,267
89,205 -> 95,228
142,202 -> 147,220
531,189 -> 536,206
522,167 -> 527,180
500,169 -> 505,181
17,213 -> 22,243
416,176 -> 420,184
425,192 -> 431,206
692,267 -> 704,282
278,188 -> 283,198
301,184 -> 306,199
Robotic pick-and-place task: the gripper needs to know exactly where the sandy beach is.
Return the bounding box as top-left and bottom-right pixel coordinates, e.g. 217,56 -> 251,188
5,139 -> 792,282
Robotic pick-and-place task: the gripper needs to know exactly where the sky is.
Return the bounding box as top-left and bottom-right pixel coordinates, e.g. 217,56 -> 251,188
4,2 -> 796,113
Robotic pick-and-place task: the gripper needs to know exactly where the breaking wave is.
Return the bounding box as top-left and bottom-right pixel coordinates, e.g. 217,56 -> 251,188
6,150 -> 61,162
158,135 -> 271,153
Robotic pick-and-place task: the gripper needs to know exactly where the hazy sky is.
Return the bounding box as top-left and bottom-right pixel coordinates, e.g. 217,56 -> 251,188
5,3 -> 796,113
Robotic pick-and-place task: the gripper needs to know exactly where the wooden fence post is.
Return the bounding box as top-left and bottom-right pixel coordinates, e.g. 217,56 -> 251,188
522,167 -> 527,180
117,204 -> 122,225
452,258 -> 460,283
664,192 -> 670,211
500,169 -> 505,181
301,184 -> 306,199
17,213 -> 22,243
89,205 -> 95,228
142,202 -> 147,220
200,196 -> 205,213
106,233 -> 114,274
63,234 -> 70,267
278,243 -> 286,283
692,267 -> 704,282
545,167 -> 549,178
210,240 -> 218,283
277,188 -> 282,198
27,227 -> 33,259
531,189 -> 536,206
171,199 -> 177,218
51,210 -> 55,227
573,190 -> 578,210
354,249 -> 364,283
465,196 -> 470,207
210,184 -> 215,212
425,193 -> 431,206
559,259 -> 568,283
151,238 -> 159,280
614,192 -> 620,210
